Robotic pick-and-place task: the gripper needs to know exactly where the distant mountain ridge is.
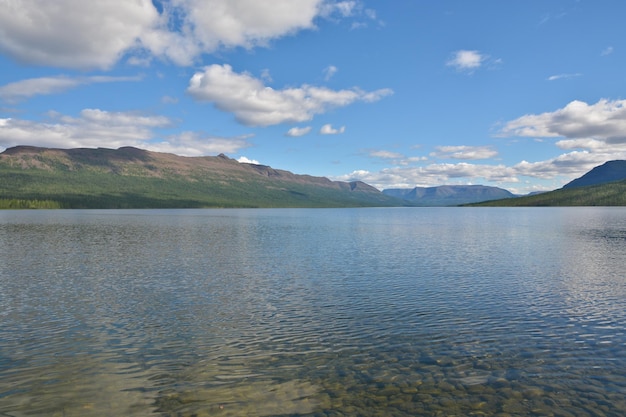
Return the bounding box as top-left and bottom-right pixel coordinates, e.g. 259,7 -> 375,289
383,185 -> 515,206
562,160 -> 626,189
0,146 -> 403,208
468,160 -> 626,206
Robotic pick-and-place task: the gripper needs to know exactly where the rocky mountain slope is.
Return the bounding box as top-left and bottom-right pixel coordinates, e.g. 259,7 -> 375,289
0,146 -> 403,208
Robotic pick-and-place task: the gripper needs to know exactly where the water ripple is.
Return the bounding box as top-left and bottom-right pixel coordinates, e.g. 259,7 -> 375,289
1,208 -> 626,416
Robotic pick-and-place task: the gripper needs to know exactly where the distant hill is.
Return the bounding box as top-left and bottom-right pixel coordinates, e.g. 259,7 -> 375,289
467,180 -> 626,206
562,160 -> 626,188
383,185 -> 515,206
468,160 -> 626,206
0,146 -> 404,209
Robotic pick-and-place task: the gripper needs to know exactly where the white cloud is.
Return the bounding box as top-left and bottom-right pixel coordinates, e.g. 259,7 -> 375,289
547,73 -> 582,81
333,153 -> 619,192
0,0 -> 158,70
187,64 -> 392,126
260,95 -> 626,193
555,138 -> 608,151
446,50 -> 486,72
162,0 -> 321,55
320,124 -> 346,134
286,126 -> 312,137
510,150 -> 626,182
0,75 -> 142,102
0,0 -> 366,70
0,110 -> 251,156
499,99 -> 626,144
334,162 -> 518,190
430,145 -> 498,160
0,110 -> 168,150
237,156 -> 260,164
332,99 -> 626,192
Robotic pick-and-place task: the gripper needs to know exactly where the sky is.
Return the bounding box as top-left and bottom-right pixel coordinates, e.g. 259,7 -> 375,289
1,0 -> 626,194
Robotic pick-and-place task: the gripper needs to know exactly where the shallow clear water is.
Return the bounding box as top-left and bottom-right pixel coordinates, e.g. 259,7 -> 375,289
1,207 -> 626,416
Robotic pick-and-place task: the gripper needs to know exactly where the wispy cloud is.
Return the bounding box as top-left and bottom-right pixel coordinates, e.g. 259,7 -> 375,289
260,69 -> 273,83
161,95 -> 179,104
547,73 -> 582,81
430,145 -> 498,160
0,75 -> 142,102
601,46 -> 614,56
370,150 -> 404,159
368,149 -> 427,166
323,65 -> 338,81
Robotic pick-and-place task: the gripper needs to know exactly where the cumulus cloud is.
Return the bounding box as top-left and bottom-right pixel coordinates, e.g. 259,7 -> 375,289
0,110 -> 251,156
0,0 -> 365,70
499,99 -> 626,144
334,99 -> 626,192
325,97 -> 626,193
430,145 -> 498,160
320,124 -> 346,134
0,75 -> 142,102
446,50 -> 486,72
145,0 -> 323,65
187,64 -> 392,126
0,0 -> 158,70
286,126 -> 312,137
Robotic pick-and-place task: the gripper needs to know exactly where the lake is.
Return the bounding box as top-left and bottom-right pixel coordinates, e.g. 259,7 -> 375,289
1,207 -> 626,416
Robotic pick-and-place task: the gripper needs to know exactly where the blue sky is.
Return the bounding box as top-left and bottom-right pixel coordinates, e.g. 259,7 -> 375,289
1,0 -> 625,194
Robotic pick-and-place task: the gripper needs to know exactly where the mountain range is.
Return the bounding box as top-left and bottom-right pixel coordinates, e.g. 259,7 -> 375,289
0,146 -> 402,208
1,146 -> 624,208
382,185 -> 515,206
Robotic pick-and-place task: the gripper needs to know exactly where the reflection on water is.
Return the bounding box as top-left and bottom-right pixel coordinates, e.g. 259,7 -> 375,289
1,207 -> 626,416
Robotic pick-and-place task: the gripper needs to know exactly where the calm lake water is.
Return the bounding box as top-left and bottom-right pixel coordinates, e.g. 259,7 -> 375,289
1,207 -> 626,417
